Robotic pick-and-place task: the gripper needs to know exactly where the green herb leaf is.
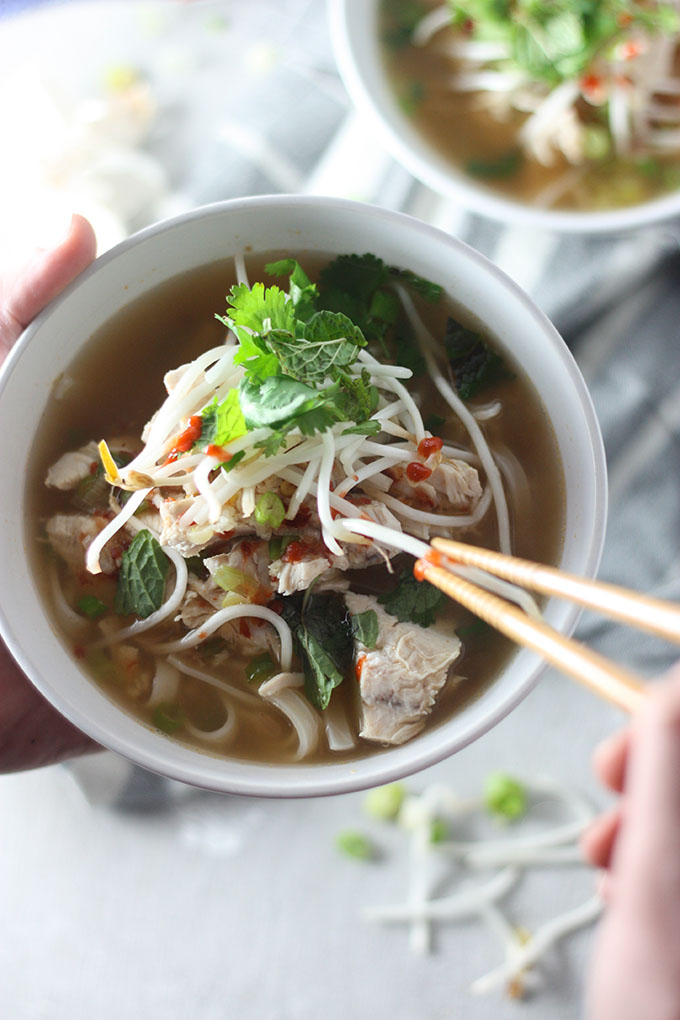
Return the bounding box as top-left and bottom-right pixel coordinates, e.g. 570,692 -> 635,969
465,150 -> 523,180
76,594 -> 108,619
238,375 -> 324,429
114,530 -> 170,619
280,591 -> 354,709
424,413 -> 447,432
341,420 -> 381,436
267,311 -> 365,384
377,567 -> 446,628
389,267 -> 442,302
226,281 -> 295,337
351,609 -> 379,649
445,316 -> 509,399
245,651 -> 277,685
265,258 -> 318,322
197,389 -> 247,448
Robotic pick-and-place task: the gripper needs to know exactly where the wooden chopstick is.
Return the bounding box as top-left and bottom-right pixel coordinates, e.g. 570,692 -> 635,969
416,559 -> 647,715
431,538 -> 680,646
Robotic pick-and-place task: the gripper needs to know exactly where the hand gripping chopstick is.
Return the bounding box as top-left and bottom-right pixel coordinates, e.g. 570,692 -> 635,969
413,539 -> 680,715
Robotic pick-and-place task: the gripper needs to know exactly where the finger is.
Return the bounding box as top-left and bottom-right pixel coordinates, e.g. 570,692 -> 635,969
593,726 -> 630,793
581,805 -> 622,870
0,213 -> 96,353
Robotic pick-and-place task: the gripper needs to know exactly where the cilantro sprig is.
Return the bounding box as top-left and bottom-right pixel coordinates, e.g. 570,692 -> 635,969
210,254 -> 441,458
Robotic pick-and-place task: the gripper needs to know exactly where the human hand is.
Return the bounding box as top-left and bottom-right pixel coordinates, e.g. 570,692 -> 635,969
0,214 -> 98,772
583,664 -> 680,1020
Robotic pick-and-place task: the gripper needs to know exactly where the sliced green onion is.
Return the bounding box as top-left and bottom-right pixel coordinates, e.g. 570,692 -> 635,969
254,491 -> 286,528
364,782 -> 406,822
212,564 -> 258,597
198,636 -> 227,658
430,817 -> 448,844
222,450 -> 246,473
76,595 -> 108,620
484,772 -> 527,821
245,652 -> 277,685
336,830 -> 375,861
153,703 -> 184,734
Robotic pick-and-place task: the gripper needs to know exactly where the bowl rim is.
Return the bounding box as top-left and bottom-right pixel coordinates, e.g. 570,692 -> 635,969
0,194 -> 607,796
327,0 -> 680,234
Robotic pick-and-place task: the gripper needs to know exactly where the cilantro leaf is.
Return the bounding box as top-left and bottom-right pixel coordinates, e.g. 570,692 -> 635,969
231,329 -> 279,383
445,317 -> 509,400
351,609 -> 379,649
388,268 -> 442,303
280,591 -> 354,709
226,282 -> 295,337
377,568 -> 446,628
197,389 -> 247,447
238,375 -> 324,429
115,530 -> 170,619
265,258 -> 318,322
333,370 -> 379,423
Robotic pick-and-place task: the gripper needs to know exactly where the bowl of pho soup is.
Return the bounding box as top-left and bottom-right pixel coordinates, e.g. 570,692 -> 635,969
329,0 -> 680,232
0,196 -> 606,796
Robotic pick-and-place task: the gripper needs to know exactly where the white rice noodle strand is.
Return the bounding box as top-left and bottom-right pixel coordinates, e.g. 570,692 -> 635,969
167,654 -> 260,706
260,687 -> 320,760
185,697 -> 238,745
85,487 -> 152,574
394,285 -> 511,554
148,660 -> 181,708
150,604 -> 293,669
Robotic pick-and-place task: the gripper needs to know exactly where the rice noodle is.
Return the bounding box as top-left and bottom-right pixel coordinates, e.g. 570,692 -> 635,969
48,560 -> 89,635
323,697 -> 357,752
148,660 -> 180,708
394,285 -> 511,554
185,697 -> 238,745
150,604 -> 293,669
316,431 -> 345,555
259,686 -> 320,760
167,654 -> 261,706
234,253 -> 249,288
85,487 -> 152,574
412,3 -> 452,46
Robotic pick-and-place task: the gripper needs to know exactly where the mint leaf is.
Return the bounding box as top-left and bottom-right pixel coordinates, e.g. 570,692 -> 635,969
351,609 -> 379,649
115,530 -> 170,619
445,317 -> 509,399
266,312 -> 365,384
198,389 -> 247,447
334,371 -> 379,423
280,591 -> 354,709
377,568 -> 445,628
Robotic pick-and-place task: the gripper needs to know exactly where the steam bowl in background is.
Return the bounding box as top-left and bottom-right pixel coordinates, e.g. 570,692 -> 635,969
328,0 -> 680,234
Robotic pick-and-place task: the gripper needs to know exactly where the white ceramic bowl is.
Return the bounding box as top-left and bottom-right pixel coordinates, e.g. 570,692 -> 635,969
0,196 -> 606,796
328,0 -> 680,234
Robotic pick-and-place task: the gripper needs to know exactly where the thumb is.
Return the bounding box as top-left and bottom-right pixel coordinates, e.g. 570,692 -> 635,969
0,214 -> 97,356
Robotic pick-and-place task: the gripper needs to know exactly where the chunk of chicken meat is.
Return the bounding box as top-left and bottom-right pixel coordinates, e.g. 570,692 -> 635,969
345,592 -> 461,745
45,442 -> 100,491
46,514 -> 118,574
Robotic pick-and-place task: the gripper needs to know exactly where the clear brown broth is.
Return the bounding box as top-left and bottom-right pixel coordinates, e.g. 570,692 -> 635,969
30,252 -> 565,764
